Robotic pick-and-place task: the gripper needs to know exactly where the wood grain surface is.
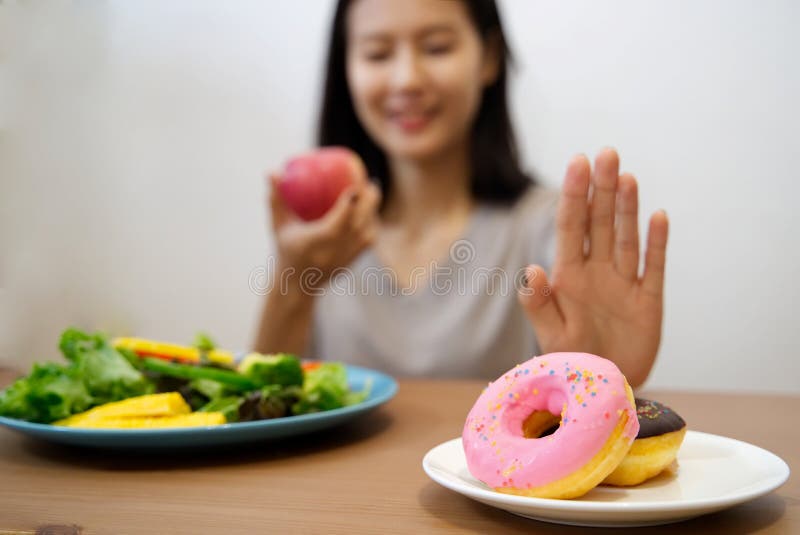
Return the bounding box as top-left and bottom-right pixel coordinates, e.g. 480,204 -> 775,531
0,369 -> 796,534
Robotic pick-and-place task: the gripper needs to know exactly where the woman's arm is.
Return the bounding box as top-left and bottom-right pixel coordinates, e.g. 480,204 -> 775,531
252,173 -> 381,355
253,266 -> 317,356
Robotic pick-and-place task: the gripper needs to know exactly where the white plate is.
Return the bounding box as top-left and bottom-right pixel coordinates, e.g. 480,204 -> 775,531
422,431 -> 790,527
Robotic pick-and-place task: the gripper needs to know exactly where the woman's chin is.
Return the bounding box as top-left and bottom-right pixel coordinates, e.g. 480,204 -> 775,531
381,134 -> 454,163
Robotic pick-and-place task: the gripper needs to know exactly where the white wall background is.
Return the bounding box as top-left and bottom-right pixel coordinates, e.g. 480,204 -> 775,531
1,1 -> 798,392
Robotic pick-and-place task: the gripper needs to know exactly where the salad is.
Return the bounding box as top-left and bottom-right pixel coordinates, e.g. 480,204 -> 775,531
0,328 -> 369,428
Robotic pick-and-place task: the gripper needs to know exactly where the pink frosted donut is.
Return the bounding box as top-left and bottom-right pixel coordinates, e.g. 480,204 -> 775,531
463,352 -> 639,499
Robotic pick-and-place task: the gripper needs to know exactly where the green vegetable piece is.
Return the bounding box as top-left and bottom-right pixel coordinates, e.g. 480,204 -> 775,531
117,346 -> 145,371
142,358 -> 257,391
237,385 -> 302,421
237,353 -> 303,387
192,332 -> 216,352
0,363 -> 93,423
188,378 -> 229,401
292,362 -> 369,415
58,328 -> 105,362
344,387 -> 370,407
31,364 -> 94,422
199,396 -> 243,422
59,328 -> 153,405
0,375 -> 34,420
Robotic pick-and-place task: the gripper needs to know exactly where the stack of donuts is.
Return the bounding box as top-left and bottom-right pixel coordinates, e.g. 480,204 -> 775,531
462,352 -> 686,499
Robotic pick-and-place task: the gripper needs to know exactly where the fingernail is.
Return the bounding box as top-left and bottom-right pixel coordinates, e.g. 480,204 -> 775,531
570,154 -> 587,166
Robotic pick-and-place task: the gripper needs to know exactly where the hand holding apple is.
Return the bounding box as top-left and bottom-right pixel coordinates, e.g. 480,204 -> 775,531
267,147 -> 381,289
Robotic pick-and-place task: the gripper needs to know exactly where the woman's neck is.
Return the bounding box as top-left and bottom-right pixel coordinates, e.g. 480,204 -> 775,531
382,145 -> 473,234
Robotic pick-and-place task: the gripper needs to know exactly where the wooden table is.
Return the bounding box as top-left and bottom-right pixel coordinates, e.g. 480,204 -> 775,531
0,370 -> 796,534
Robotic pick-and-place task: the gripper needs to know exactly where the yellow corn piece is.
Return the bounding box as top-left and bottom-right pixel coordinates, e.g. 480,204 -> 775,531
60,412 -> 226,429
112,337 -> 235,365
54,392 -> 190,427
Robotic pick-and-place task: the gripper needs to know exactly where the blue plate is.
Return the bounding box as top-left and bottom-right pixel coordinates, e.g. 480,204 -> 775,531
0,364 -> 397,449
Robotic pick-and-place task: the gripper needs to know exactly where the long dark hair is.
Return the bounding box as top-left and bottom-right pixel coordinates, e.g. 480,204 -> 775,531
318,0 -> 533,204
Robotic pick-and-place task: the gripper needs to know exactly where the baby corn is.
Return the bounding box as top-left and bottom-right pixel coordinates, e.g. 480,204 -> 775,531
54,392 -> 190,427
60,412 -> 226,429
53,393 -> 224,428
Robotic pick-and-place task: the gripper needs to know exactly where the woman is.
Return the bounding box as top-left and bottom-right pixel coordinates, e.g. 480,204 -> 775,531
255,0 -> 668,386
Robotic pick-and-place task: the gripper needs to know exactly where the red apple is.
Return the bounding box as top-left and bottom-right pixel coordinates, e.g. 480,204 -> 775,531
278,147 -> 367,221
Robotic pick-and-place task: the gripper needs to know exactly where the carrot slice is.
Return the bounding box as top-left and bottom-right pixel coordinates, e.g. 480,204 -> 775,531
302,361 -> 322,372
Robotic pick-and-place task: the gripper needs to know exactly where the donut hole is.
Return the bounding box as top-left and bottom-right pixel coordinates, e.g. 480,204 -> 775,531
522,410 -> 562,438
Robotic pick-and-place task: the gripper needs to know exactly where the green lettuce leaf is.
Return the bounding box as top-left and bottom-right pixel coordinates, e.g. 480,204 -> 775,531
0,328 -> 153,423
59,328 -> 153,405
292,363 -> 369,415
0,363 -> 92,423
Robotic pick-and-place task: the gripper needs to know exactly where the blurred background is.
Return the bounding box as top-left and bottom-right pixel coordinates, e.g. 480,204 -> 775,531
1,0 -> 798,392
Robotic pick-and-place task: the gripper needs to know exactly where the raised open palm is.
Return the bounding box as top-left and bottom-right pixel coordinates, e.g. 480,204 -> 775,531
519,149 -> 669,387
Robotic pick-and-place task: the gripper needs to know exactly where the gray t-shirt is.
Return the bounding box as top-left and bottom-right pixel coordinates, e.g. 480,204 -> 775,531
310,185 -> 559,380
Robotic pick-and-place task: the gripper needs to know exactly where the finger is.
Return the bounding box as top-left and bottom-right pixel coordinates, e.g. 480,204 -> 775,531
641,210 -> 669,297
518,265 -> 564,337
268,172 -> 292,228
555,155 -> 591,266
614,173 -> 640,281
349,185 -> 380,261
313,186 -> 359,236
350,182 -> 382,232
344,221 -> 378,262
587,148 -> 619,262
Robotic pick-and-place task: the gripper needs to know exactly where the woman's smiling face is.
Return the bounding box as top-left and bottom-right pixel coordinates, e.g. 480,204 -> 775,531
345,0 -> 498,163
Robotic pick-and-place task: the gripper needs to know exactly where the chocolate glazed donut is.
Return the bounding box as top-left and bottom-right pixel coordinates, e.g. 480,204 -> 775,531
603,398 -> 687,486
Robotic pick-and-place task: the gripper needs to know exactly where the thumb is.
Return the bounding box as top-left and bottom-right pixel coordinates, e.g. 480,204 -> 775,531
517,264 -> 563,340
